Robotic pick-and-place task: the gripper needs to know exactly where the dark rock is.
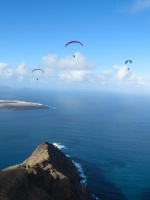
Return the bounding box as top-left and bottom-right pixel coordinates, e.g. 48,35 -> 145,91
0,142 -> 94,200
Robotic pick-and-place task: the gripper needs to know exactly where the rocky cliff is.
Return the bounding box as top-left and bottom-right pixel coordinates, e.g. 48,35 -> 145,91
0,142 -> 94,200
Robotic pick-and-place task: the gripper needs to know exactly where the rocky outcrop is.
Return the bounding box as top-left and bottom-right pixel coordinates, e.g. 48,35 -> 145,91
0,142 -> 94,200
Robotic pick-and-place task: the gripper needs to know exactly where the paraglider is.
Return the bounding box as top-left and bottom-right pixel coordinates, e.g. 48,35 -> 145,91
125,60 -> 132,70
32,69 -> 44,80
65,40 -> 83,58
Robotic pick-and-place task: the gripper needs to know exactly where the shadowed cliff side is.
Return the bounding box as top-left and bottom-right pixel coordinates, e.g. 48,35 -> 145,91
0,142 -> 94,200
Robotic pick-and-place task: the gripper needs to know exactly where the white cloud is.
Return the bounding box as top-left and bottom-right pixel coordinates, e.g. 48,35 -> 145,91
114,65 -> 150,86
59,70 -> 90,82
0,62 -> 30,79
1,53 -> 150,92
0,63 -> 9,75
41,53 -> 114,84
83,70 -> 113,85
130,0 -> 150,12
41,53 -> 105,83
15,62 -> 28,77
0,63 -> 14,78
58,68 -> 114,85
125,74 -> 149,86
114,65 -> 131,80
42,54 -> 57,68
4,69 -> 14,78
0,54 -> 112,85
42,52 -> 95,70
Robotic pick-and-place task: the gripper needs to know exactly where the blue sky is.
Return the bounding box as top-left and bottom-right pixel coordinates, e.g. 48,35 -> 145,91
0,0 -> 150,93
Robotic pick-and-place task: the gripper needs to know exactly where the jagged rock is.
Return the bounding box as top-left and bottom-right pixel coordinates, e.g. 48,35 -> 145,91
0,142 -> 94,200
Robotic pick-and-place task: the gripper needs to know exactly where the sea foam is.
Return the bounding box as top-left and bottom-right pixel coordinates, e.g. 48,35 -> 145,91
72,160 -> 87,186
53,142 -> 66,150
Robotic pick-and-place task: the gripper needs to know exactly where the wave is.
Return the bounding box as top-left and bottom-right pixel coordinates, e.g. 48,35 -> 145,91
53,142 -> 67,150
72,161 -> 100,200
72,160 -> 87,186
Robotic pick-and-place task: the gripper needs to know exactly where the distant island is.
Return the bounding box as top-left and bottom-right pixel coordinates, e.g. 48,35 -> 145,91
0,100 -> 50,111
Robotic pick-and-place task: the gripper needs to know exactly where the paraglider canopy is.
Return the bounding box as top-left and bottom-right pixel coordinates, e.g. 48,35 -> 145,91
32,69 -> 44,73
125,60 -> 132,64
65,40 -> 83,47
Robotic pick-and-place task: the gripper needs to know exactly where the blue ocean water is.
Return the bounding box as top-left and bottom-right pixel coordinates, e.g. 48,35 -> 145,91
1,88 -> 150,200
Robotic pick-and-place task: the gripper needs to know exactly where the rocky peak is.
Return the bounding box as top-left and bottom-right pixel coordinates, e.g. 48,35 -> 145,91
0,142 -> 94,200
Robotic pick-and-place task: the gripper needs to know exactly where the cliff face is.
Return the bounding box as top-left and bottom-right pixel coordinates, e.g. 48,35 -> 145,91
0,142 -> 94,200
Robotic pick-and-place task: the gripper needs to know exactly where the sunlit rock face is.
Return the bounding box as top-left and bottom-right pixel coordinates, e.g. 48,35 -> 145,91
0,142 -> 94,200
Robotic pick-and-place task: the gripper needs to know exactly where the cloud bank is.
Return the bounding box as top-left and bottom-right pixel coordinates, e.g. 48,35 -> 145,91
0,53 -> 150,91
114,65 -> 149,86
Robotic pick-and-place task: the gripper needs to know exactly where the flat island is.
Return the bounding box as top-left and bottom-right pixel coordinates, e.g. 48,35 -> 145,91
0,100 -> 50,111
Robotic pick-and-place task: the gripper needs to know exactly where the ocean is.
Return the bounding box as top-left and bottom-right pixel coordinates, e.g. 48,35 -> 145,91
0,88 -> 150,200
